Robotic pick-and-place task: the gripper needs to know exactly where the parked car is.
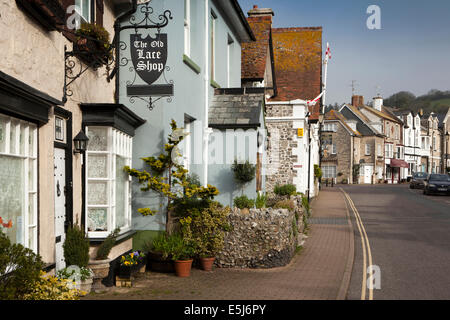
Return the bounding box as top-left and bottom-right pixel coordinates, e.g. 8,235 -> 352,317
409,172 -> 428,189
423,174 -> 450,195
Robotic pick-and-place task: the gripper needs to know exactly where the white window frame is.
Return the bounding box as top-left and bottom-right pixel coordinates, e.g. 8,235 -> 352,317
331,143 -> 337,154
377,144 -> 382,156
365,143 -> 371,156
184,0 -> 190,56
85,126 -> 132,239
322,165 -> 336,178
0,114 -> 37,252
75,0 -> 92,24
323,123 -> 337,132
385,143 -> 393,158
55,116 -> 65,143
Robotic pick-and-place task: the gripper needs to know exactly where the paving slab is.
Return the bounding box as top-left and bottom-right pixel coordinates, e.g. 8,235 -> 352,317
84,187 -> 353,300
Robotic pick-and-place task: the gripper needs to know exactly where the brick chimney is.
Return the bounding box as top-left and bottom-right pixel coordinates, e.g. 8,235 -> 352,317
352,95 -> 364,107
247,5 -> 274,18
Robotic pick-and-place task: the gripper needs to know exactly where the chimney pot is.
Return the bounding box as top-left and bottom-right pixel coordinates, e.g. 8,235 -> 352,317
352,95 -> 364,107
253,5 -> 258,9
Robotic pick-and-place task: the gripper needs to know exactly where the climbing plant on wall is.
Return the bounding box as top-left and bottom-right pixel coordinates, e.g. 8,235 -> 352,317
124,120 -> 219,233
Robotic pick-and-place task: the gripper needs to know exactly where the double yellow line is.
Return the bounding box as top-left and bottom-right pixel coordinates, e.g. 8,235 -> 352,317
340,188 -> 374,300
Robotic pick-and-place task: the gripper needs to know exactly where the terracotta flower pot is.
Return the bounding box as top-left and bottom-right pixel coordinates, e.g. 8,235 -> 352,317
174,259 -> 193,277
199,257 -> 216,271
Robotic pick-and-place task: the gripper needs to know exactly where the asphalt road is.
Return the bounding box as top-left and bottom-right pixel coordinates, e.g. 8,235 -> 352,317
341,184 -> 450,300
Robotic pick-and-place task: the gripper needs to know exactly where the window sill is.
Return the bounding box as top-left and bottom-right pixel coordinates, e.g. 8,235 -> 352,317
88,229 -> 136,245
183,54 -> 201,74
210,79 -> 220,89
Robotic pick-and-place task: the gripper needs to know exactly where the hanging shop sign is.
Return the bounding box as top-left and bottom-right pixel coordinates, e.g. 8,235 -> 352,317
130,33 -> 167,86
116,2 -> 173,110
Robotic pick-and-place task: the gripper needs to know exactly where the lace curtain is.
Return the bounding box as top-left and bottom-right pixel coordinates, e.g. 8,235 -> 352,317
0,156 -> 24,244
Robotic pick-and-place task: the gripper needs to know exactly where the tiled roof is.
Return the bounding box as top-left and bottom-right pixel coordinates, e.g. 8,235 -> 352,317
241,15 -> 272,80
269,27 -> 322,120
209,93 -> 264,128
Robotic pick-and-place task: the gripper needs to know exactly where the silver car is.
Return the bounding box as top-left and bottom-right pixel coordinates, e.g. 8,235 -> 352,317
410,172 -> 428,189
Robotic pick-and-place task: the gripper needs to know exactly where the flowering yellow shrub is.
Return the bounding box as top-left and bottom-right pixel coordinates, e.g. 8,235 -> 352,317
23,271 -> 84,300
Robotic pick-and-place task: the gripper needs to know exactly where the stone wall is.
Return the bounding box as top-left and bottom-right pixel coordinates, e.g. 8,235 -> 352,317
216,196 -> 305,268
265,121 -> 297,194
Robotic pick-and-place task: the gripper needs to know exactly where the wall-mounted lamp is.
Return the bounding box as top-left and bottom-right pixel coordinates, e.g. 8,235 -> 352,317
73,130 -> 89,154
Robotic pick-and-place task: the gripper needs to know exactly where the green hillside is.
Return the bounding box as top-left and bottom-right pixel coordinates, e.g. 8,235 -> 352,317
383,90 -> 450,114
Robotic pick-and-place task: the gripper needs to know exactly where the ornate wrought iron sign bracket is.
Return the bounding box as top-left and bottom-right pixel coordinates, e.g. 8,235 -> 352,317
63,31 -> 116,104
113,1 -> 173,110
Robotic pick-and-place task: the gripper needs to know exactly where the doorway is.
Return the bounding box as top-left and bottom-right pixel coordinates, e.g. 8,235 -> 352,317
53,108 -> 72,271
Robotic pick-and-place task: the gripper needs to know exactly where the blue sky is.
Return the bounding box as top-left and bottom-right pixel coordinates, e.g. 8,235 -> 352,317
237,0 -> 450,105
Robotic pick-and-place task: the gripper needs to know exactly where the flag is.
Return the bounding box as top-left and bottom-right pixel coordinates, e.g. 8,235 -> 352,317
325,43 -> 331,61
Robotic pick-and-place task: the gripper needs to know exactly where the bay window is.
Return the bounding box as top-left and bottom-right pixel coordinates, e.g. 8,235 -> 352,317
0,114 -> 37,252
86,126 -> 132,238
322,165 -> 336,179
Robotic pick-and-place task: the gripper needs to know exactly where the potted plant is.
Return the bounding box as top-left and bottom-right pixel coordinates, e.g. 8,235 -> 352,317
56,266 -> 93,295
118,251 -> 146,279
231,160 -> 256,195
74,22 -> 112,66
88,228 -> 119,288
183,202 -> 231,271
144,233 -> 175,273
167,233 -> 196,277
62,224 -> 92,294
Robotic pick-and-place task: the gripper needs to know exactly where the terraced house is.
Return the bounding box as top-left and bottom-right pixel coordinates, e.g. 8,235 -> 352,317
394,110 -> 421,179
320,110 -> 360,184
240,6 -> 323,198
116,0 -> 259,248
337,103 -> 385,184
350,95 -> 406,183
0,0 -> 146,274
421,112 -> 442,174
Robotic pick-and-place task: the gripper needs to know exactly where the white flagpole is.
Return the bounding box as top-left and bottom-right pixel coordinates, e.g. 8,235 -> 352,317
322,42 -> 329,115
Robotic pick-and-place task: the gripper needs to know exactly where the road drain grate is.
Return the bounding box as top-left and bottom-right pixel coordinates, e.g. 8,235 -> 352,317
309,217 -> 348,225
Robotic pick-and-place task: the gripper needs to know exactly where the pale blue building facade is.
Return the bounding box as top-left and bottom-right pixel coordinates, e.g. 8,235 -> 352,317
117,0 -> 256,244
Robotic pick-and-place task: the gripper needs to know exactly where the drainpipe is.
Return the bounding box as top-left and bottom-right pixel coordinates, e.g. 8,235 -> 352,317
202,0 -> 210,186
307,118 -> 312,203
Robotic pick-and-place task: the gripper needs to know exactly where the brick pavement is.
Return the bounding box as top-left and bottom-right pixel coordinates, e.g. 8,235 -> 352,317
84,187 -> 353,300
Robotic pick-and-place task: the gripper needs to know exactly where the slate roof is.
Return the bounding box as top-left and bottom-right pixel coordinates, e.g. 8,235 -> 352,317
359,105 -> 401,123
340,104 -> 384,137
241,15 -> 272,80
209,93 -> 264,128
325,110 -> 361,136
